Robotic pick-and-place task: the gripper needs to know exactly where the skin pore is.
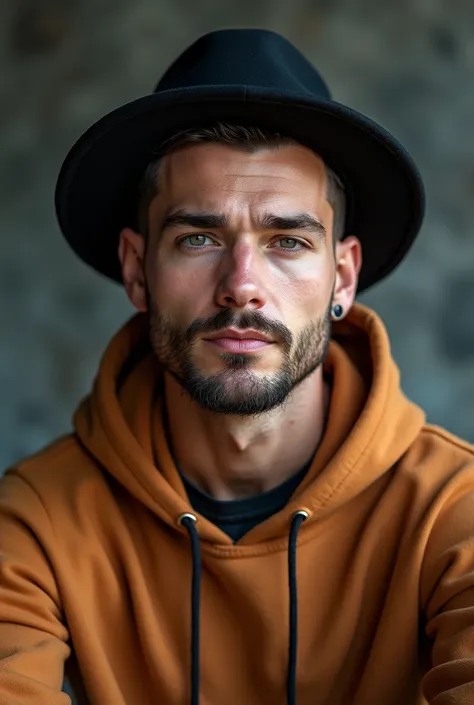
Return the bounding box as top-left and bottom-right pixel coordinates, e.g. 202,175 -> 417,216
119,142 -> 362,500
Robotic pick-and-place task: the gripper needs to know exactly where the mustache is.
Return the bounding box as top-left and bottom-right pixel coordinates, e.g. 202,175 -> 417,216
185,309 -> 293,348
144,286 -> 285,343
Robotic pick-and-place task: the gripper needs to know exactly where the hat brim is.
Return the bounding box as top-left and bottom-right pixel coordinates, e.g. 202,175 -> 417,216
55,85 -> 425,292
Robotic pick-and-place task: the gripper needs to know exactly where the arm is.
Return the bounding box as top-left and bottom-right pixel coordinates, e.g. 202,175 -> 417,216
421,473 -> 474,704
0,471 -> 71,704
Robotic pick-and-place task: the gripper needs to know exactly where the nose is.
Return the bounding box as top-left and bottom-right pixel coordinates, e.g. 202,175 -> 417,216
214,240 -> 268,310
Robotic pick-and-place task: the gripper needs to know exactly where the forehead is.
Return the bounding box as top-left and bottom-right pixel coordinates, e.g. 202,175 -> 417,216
154,142 -> 328,212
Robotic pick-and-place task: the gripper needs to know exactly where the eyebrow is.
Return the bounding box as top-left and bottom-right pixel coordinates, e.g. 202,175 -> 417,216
259,213 -> 326,239
161,209 -> 326,239
162,210 -> 228,231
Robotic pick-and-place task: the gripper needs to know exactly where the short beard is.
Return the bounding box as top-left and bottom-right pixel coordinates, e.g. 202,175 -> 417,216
148,294 -> 332,418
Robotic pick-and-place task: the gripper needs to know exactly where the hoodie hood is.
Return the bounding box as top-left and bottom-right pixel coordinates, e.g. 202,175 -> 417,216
74,302 -> 425,544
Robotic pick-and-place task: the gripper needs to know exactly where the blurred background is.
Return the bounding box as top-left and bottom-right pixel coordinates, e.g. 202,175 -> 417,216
1,0 -> 474,473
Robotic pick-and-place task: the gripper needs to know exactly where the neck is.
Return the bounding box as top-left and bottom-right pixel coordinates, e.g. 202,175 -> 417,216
162,370 -> 331,500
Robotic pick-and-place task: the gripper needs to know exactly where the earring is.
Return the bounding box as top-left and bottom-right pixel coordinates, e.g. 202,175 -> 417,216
331,304 -> 344,320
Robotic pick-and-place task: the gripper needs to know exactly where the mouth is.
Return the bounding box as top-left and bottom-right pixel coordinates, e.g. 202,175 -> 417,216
204,338 -> 273,352
202,327 -> 274,352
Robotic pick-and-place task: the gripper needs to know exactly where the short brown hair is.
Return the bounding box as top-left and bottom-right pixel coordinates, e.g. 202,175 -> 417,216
136,123 -> 346,245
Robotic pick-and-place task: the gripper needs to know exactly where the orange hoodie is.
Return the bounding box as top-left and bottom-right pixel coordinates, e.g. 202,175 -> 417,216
1,302 -> 474,705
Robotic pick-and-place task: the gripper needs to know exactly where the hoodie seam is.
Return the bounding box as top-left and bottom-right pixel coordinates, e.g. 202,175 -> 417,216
422,425 -> 474,456
310,318 -> 391,511
99,402 -> 179,519
10,472 -> 57,533
3,472 -> 64,612
197,526 -> 320,558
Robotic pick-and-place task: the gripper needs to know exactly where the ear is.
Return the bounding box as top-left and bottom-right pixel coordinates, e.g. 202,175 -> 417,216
118,228 -> 147,312
332,236 -> 362,315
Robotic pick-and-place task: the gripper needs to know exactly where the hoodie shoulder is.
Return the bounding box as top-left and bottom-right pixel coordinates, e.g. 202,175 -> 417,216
421,424 -> 474,458
3,433 -> 103,499
398,422 -> 474,491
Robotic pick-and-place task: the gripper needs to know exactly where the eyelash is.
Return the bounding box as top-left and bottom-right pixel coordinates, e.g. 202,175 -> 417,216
177,234 -> 308,253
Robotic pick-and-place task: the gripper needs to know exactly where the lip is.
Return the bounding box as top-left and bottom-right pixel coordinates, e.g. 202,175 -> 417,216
204,329 -> 273,343
203,329 -> 274,352
205,338 -> 272,352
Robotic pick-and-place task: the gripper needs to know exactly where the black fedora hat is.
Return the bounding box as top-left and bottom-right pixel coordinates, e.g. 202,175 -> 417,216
55,28 -> 425,292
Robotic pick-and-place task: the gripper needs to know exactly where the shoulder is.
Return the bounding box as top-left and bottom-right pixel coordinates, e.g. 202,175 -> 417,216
421,424 -> 474,457
395,423 -> 474,509
402,422 -> 474,470
1,433 -> 107,517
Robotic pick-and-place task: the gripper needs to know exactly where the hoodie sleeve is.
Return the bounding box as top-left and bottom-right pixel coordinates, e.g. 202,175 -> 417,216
0,471 -> 71,704
421,471 -> 474,704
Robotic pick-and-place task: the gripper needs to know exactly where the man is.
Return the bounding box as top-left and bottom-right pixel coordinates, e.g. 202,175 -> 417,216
1,28 -> 473,705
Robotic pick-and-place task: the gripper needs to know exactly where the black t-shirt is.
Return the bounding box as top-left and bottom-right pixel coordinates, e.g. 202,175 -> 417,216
180,458 -> 313,543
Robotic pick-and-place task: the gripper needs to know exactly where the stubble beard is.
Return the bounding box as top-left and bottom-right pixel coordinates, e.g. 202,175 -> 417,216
148,297 -> 332,418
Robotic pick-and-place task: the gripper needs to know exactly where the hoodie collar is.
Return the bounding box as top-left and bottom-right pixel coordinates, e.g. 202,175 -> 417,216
74,303 -> 425,544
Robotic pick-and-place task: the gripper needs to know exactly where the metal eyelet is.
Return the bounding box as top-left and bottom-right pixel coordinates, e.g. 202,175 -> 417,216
177,512 -> 198,526
292,509 -> 310,520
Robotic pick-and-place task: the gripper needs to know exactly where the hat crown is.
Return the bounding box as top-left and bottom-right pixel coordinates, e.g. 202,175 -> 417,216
155,29 -> 332,99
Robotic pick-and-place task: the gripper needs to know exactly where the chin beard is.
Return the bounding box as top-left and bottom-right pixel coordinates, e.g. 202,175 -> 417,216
148,298 -> 332,417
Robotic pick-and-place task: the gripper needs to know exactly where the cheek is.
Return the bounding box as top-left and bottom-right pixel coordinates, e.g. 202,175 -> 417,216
150,256 -> 213,320
274,256 -> 333,323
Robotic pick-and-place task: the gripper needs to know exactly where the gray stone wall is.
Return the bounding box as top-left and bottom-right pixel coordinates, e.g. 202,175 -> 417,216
1,0 -> 474,472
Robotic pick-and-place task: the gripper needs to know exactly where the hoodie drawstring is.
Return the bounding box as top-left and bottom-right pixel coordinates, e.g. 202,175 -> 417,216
179,509 -> 309,705
178,514 -> 201,705
287,510 -> 309,705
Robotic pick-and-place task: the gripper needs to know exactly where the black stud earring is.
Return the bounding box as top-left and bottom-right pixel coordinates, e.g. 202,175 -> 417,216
332,304 -> 343,319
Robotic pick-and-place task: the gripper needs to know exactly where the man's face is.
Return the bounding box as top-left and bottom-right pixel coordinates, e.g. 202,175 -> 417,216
144,142 -> 337,417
